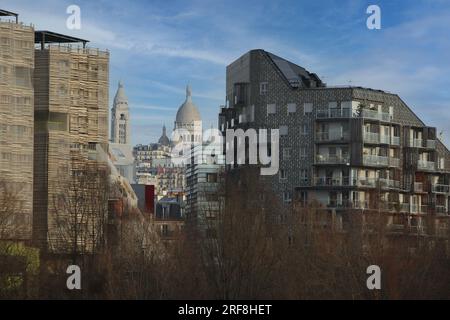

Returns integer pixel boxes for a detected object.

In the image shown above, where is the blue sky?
[4,0,450,146]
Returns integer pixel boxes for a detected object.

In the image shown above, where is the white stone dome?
[175,85,201,124]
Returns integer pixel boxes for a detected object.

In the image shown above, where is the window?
[287,103,297,113]
[300,169,309,185]
[267,104,276,115]
[14,66,31,88]
[300,147,307,158]
[283,148,291,160]
[283,191,292,203]
[207,173,218,183]
[260,82,268,95]
[301,123,310,135]
[279,169,287,181]
[280,125,288,136]
[303,103,313,115]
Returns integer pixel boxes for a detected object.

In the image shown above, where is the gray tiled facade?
[219,49,450,220]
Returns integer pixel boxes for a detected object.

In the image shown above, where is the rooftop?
[35,30,89,48]
[0,9,18,23]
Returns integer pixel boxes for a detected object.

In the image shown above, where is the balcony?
[316,131,350,142]
[363,155,389,167]
[420,205,429,214]
[417,160,435,171]
[315,154,350,165]
[426,140,436,149]
[316,108,351,119]
[432,184,450,194]
[391,136,400,146]
[314,176,350,187]
[410,139,436,149]
[363,132,379,144]
[354,178,377,188]
[389,158,401,167]
[414,182,424,192]
[361,109,391,122]
[379,178,401,189]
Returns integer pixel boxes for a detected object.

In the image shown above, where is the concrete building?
[33,30,109,252]
[0,10,34,240]
[219,49,450,232]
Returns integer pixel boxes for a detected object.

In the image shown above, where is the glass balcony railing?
[363,132,379,143]
[426,140,436,149]
[414,182,424,192]
[418,160,435,171]
[389,158,400,167]
[314,176,350,187]
[432,184,450,194]
[361,109,391,122]
[391,136,400,145]
[379,178,401,189]
[316,108,351,119]
[316,131,350,142]
[363,155,389,166]
[315,155,350,164]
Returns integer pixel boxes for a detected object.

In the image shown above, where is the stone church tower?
[111,81,130,144]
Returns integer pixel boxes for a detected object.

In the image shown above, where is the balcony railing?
[363,155,389,166]
[361,109,391,122]
[420,205,429,214]
[315,155,350,165]
[426,140,436,149]
[391,136,400,146]
[314,176,350,187]
[316,131,350,142]
[389,158,400,167]
[411,139,423,148]
[414,182,424,192]
[379,178,401,189]
[436,205,448,214]
[410,139,436,149]
[354,178,376,188]
[432,184,450,194]
[363,132,379,144]
[316,108,351,119]
[418,160,435,171]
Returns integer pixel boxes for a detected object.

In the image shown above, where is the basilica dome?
[175,85,201,125]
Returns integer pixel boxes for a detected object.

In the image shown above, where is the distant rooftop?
[0,9,18,23]
[35,30,89,49]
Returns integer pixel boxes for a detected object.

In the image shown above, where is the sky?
[3,0,450,146]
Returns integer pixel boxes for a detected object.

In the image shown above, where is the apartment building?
[33,31,109,252]
[219,49,450,232]
[185,144,224,237]
[0,10,34,240]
